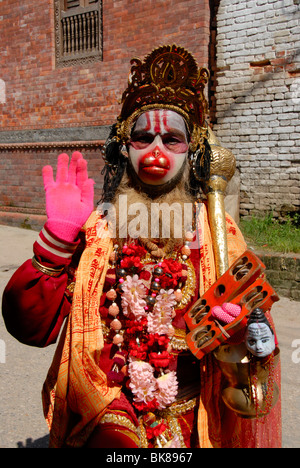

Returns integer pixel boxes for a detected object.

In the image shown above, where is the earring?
[120,144,128,158]
[189,147,203,181]
[189,141,211,182]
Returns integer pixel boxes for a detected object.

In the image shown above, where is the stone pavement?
[0,225,299,448]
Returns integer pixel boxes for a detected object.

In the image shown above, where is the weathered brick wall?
[213,0,300,219]
[0,145,104,209]
[0,143,105,229]
[259,251,300,301]
[0,0,211,132]
[0,0,211,224]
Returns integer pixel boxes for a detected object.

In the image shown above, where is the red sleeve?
[2,260,71,347]
[1,224,83,348]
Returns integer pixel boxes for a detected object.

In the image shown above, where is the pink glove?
[211,302,241,324]
[42,152,94,242]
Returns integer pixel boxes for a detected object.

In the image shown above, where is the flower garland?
[105,236,194,418]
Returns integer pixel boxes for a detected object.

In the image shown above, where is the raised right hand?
[42,152,94,242]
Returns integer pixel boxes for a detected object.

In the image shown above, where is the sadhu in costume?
[2,45,281,448]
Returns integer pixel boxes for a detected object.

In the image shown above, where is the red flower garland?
[133,399,159,412]
[148,350,172,369]
[120,256,143,271]
[129,341,148,360]
[126,318,148,335]
[147,333,170,349]
[107,242,187,413]
[145,421,168,439]
[159,258,186,289]
[122,244,147,257]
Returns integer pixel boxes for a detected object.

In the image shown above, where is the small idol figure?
[245,308,276,358]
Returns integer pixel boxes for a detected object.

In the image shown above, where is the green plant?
[20,217,32,230]
[240,212,300,254]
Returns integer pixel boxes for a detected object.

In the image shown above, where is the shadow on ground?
[16,434,49,448]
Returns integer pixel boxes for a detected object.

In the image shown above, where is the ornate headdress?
[101,45,237,282]
[101,45,211,203]
[115,44,210,152]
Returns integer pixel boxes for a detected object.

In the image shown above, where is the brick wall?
[0,0,212,225]
[213,0,300,219]
[0,0,211,132]
[259,251,300,301]
[0,143,105,229]
[0,145,104,209]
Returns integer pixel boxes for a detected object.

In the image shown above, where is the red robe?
[2,212,282,448]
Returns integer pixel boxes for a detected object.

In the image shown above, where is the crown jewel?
[116,45,210,151]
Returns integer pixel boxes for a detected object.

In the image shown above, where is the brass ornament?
[204,128,237,278]
[209,147,236,188]
[188,126,210,178]
[214,343,280,419]
[32,256,65,277]
[116,44,210,151]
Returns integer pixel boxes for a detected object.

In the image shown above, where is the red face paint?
[138,146,171,180]
[128,110,189,186]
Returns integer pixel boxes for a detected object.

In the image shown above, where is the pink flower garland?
[147,289,176,336]
[156,371,178,409]
[107,242,190,412]
[121,274,147,320]
[128,360,157,405]
[128,359,178,410]
[121,261,180,410]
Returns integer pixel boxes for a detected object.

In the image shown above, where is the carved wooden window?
[54,0,102,67]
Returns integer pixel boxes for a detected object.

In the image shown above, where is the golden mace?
[206,128,236,278]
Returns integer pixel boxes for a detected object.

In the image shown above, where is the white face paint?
[128,110,189,186]
[245,323,276,358]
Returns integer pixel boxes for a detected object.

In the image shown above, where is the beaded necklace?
[104,232,196,416]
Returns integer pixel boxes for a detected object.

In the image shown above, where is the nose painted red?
[139,146,170,179]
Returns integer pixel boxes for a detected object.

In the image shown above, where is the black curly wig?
[100,124,128,204]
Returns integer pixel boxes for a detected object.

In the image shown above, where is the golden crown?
[116,45,210,152]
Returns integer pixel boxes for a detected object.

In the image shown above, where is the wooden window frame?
[54,0,102,68]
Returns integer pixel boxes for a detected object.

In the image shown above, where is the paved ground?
[0,225,299,448]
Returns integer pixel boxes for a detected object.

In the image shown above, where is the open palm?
[43,152,94,242]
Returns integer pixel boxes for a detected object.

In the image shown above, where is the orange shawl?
[42,214,121,448]
[42,205,281,448]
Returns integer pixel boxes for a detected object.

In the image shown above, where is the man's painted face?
[245,323,276,358]
[128,110,189,186]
